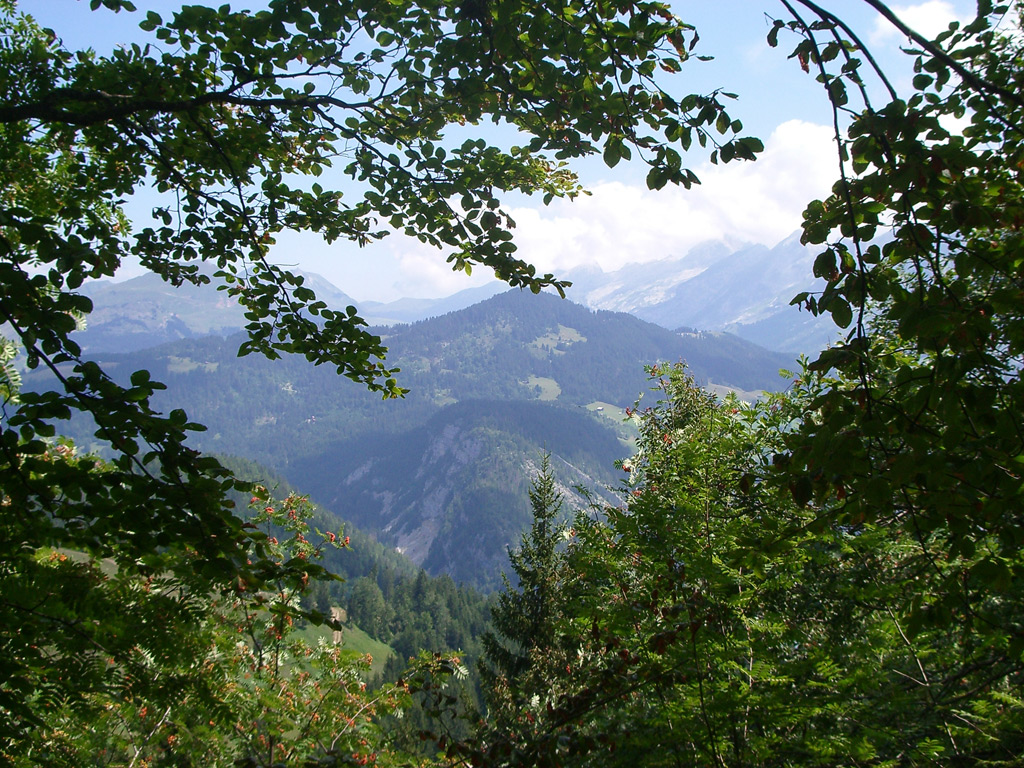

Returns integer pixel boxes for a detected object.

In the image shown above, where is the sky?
[21,0,975,302]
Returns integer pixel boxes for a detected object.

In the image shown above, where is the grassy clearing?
[340,624,395,676]
[585,401,624,420]
[167,356,219,374]
[297,621,395,678]
[529,324,586,355]
[527,375,561,401]
[586,401,637,451]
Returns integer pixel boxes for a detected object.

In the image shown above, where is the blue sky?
[21,0,976,301]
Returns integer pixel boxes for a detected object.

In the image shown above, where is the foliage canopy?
[5,0,1024,764]
[0,0,755,752]
[468,1,1024,765]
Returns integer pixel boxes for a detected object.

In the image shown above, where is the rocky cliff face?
[296,401,624,590]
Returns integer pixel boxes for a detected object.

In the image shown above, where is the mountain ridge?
[34,289,792,588]
[563,232,837,353]
[73,232,837,357]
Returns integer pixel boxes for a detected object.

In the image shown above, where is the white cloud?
[390,242,494,298]
[870,2,966,44]
[281,120,838,301]
[504,119,838,275]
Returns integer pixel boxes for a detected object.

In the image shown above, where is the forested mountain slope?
[383,290,793,402]
[32,290,792,588]
[292,400,626,589]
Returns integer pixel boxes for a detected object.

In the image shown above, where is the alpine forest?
[1,0,1023,766]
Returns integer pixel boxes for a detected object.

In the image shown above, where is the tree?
[473,365,1023,767]
[509,4,1024,760]
[470,369,827,767]
[0,0,758,751]
[4,490,424,767]
[480,454,571,725]
[349,576,392,640]
[488,3,1024,764]
[459,2,1024,765]
[773,0,1024,761]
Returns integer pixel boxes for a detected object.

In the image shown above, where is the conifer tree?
[480,455,570,721]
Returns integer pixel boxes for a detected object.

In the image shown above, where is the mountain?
[292,400,626,590]
[76,271,247,352]
[563,237,742,314]
[378,290,794,405]
[564,233,839,354]
[72,233,836,358]
[65,290,788,468]
[32,290,793,588]
[76,267,357,353]
[75,267,508,354]
[359,282,506,325]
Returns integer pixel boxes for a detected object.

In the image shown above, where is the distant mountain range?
[359,283,507,326]
[561,232,839,353]
[39,290,794,589]
[76,233,839,356]
[77,267,359,353]
[55,233,839,588]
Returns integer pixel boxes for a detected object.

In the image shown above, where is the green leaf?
[603,140,622,168]
[830,298,853,328]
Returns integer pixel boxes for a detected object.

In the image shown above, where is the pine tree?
[480,454,569,721]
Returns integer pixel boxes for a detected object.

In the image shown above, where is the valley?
[40,286,795,590]
[5,1,1019,761]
